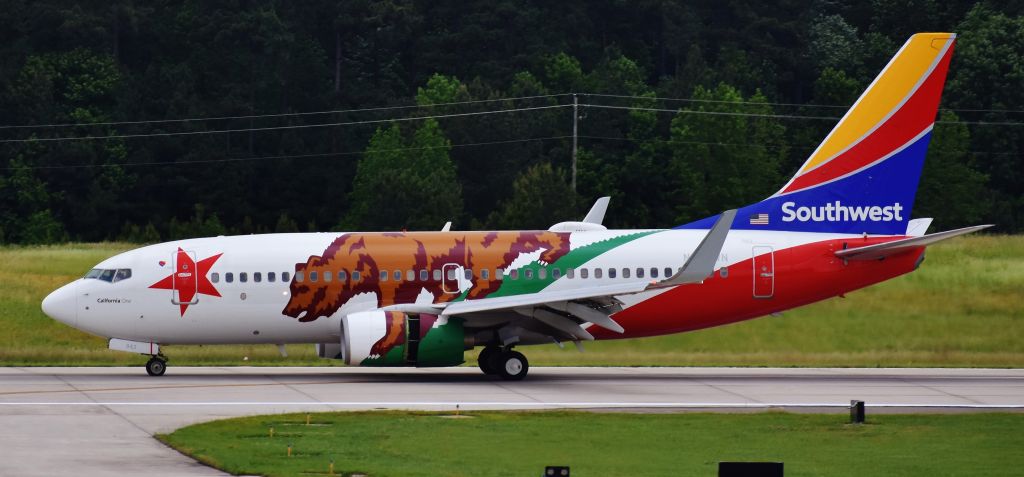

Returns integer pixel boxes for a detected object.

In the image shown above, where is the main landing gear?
[145,355,167,376]
[477,346,529,381]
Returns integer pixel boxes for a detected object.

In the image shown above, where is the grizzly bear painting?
[282,231,571,322]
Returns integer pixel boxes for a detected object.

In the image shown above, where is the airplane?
[42,33,990,380]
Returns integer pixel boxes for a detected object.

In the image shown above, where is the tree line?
[0,1,1021,244]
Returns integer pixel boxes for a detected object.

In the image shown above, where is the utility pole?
[571,93,578,193]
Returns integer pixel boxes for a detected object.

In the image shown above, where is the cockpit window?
[112,269,132,283]
[85,268,133,283]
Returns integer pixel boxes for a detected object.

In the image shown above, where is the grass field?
[158,410,1024,477]
[1,235,1022,367]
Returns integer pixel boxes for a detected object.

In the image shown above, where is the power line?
[585,103,1024,126]
[580,133,1020,156]
[1,135,573,170]
[582,92,1024,116]
[0,104,571,144]
[580,103,842,121]
[0,93,568,130]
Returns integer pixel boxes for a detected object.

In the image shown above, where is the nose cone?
[42,281,78,327]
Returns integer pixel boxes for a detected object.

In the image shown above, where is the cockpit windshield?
[84,268,132,283]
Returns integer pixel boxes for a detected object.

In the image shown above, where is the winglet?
[440,221,452,232]
[583,197,611,224]
[654,209,736,287]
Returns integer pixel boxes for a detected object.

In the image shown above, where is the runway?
[2,366,1023,476]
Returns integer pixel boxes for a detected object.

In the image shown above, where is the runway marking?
[2,401,1023,409]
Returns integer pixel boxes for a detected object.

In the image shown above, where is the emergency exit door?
[752,246,775,299]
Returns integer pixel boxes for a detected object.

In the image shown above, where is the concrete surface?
[2,366,1023,476]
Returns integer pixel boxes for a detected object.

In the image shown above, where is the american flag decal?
[749,213,769,225]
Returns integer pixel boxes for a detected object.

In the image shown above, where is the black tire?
[477,347,500,375]
[496,350,529,381]
[145,357,166,377]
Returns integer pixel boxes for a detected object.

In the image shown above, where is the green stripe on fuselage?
[478,230,658,299]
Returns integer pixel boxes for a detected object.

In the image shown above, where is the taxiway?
[2,366,1022,476]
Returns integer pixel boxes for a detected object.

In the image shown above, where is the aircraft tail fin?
[678,33,957,235]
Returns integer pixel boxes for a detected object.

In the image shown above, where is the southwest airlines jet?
[42,33,989,380]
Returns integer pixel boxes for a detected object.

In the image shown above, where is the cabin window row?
[280,266,681,283]
[210,271,291,284]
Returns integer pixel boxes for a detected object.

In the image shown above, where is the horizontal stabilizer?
[835,224,993,261]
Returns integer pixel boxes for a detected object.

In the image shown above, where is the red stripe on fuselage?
[782,45,954,194]
[596,237,923,339]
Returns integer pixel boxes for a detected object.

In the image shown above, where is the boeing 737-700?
[42,33,989,379]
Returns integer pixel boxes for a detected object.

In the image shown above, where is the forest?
[0,1,1021,244]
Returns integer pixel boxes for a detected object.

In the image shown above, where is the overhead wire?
[0,93,569,130]
[1,135,573,170]
[0,104,571,143]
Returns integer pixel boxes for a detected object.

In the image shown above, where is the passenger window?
[323,271,332,282]
[433,269,442,281]
[282,272,291,282]
[295,271,304,282]
[419,270,428,281]
[113,269,132,282]
[394,270,402,281]
[665,267,673,278]
[211,272,220,283]
[595,268,603,279]
[509,269,519,280]
[338,270,347,281]
[637,268,645,278]
[447,269,457,280]
[380,270,388,281]
[552,268,561,279]
[538,268,547,280]
[580,268,589,279]
[310,271,318,283]
[650,267,658,278]
[608,268,616,279]
[464,269,473,280]
[622,268,630,279]
[352,271,361,281]
[481,269,490,280]
[496,268,504,280]
[238,272,247,283]
[720,266,729,278]
[268,272,276,283]
[407,270,415,281]
[524,269,533,279]
[254,272,262,283]
[567,268,575,279]
[226,272,235,283]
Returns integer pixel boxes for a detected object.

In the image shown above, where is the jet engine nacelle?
[337,310,466,367]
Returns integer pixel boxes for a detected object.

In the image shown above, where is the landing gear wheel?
[496,350,529,381]
[477,347,500,375]
[145,357,166,377]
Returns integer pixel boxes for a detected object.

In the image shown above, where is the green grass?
[158,410,1024,477]
[1,235,1022,367]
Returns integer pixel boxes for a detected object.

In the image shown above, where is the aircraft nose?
[42,281,78,327]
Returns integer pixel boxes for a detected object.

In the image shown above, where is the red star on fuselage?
[149,248,222,316]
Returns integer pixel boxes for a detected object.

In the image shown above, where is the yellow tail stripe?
[799,33,953,174]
